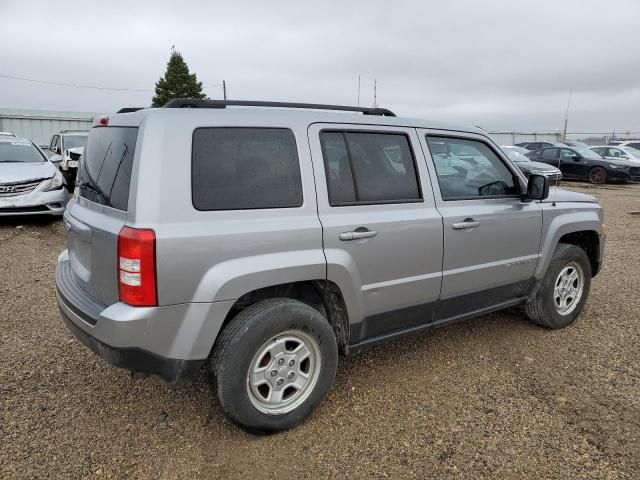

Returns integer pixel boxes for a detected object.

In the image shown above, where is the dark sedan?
[501,147,562,181]
[526,146,638,184]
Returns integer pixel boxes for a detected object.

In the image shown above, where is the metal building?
[0,108,100,146]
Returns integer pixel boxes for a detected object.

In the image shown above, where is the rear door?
[308,124,443,344]
[64,125,138,305]
[419,131,542,320]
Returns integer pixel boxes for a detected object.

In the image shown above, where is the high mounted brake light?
[117,226,157,307]
[93,115,109,127]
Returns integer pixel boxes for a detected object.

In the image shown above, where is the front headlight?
[42,170,63,191]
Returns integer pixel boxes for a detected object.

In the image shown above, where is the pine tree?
[151,49,207,107]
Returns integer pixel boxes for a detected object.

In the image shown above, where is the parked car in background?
[613,140,640,150]
[0,136,68,216]
[527,146,639,184]
[45,130,88,169]
[59,147,83,191]
[589,145,640,163]
[562,140,590,149]
[501,146,562,180]
[501,145,529,155]
[515,141,560,151]
[56,99,604,433]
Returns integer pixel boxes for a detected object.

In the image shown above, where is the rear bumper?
[55,252,234,384]
[59,309,205,384]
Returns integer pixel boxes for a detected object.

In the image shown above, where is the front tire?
[525,243,591,329]
[210,298,338,433]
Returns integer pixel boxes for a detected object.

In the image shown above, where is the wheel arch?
[214,280,351,355]
[536,208,603,281]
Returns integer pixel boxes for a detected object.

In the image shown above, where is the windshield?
[0,140,46,163]
[621,147,640,159]
[503,149,530,163]
[63,134,88,150]
[577,148,602,160]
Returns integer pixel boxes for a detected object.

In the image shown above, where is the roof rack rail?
[163,98,396,117]
[117,107,144,113]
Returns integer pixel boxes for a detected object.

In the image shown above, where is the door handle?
[452,219,480,230]
[339,229,377,241]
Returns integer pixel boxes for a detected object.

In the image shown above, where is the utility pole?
[373,79,377,108]
[357,74,361,107]
[223,80,227,101]
[562,88,572,141]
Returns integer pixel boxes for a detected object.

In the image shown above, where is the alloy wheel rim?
[590,168,606,184]
[553,261,584,315]
[246,330,321,415]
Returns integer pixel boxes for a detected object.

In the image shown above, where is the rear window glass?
[77,127,138,211]
[192,128,302,210]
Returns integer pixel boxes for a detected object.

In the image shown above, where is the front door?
[418,131,543,320]
[308,124,443,344]
[560,148,587,178]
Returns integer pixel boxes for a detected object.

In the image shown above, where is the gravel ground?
[1,182,639,479]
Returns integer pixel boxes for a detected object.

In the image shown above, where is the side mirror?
[526,174,549,200]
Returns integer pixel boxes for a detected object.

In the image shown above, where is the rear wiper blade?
[76,181,106,198]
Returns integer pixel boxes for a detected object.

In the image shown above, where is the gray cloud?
[1,0,639,133]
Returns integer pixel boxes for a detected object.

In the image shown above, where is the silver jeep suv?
[56,99,605,432]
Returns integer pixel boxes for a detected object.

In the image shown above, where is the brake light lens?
[117,226,157,306]
[93,115,109,127]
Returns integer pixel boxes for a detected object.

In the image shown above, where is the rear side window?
[192,128,302,210]
[319,131,421,205]
[77,127,138,211]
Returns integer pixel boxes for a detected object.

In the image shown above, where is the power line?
[0,73,153,92]
[0,73,222,93]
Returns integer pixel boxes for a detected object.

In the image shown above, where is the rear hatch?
[64,125,138,305]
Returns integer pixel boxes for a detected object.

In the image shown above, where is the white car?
[0,136,69,216]
[613,140,640,150]
[589,145,640,164]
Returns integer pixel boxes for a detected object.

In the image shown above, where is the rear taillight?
[93,115,109,127]
[117,226,157,307]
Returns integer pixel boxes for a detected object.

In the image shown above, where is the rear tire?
[210,298,338,433]
[588,167,607,184]
[525,243,591,329]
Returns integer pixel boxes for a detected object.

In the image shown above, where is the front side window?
[608,148,623,157]
[560,148,577,158]
[320,131,421,205]
[426,136,519,200]
[192,128,302,211]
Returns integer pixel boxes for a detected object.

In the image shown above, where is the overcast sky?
[1,0,639,133]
